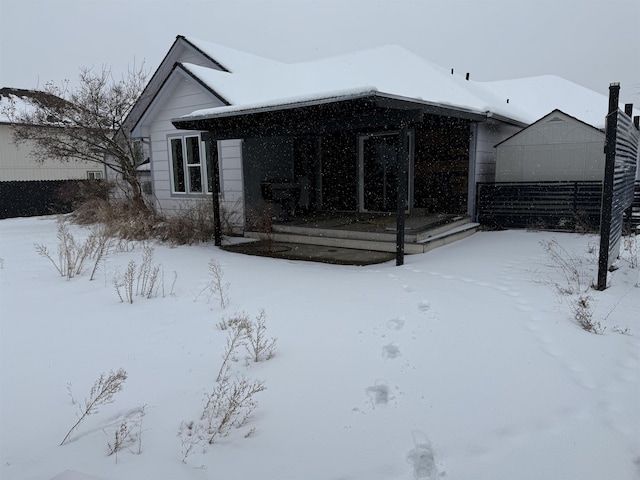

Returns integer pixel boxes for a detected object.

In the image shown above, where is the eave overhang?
[171,91,488,139]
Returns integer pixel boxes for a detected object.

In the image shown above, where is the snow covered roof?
[0,87,68,124]
[176,39,637,128]
[182,36,284,74]
[0,88,38,123]
[479,76,639,130]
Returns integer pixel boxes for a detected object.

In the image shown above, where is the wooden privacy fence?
[476,181,603,231]
[0,180,89,219]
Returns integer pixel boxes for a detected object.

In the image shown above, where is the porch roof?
[171,88,487,139]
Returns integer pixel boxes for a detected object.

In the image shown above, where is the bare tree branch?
[0,64,151,211]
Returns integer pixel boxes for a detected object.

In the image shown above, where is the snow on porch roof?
[177,40,625,128]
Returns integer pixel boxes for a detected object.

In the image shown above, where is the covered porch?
[172,89,486,264]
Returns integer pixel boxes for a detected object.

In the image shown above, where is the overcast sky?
[1,0,639,106]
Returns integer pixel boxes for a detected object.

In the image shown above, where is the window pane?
[189,165,202,193]
[185,136,201,165]
[171,138,185,192]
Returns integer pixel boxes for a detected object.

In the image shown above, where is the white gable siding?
[144,74,244,224]
[495,112,605,182]
[474,120,522,184]
[0,125,99,181]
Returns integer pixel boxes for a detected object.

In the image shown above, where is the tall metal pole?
[596,83,620,290]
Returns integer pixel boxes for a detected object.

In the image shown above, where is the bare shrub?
[35,220,112,280]
[540,238,594,294]
[622,233,638,268]
[107,421,136,463]
[178,420,199,463]
[71,189,242,246]
[155,201,218,246]
[220,199,244,236]
[201,372,265,445]
[106,404,146,463]
[216,313,251,332]
[61,368,128,445]
[113,260,137,304]
[179,320,268,462]
[195,258,230,308]
[569,295,605,334]
[136,247,160,298]
[113,248,161,303]
[216,320,248,382]
[163,269,178,298]
[245,309,277,362]
[88,226,113,281]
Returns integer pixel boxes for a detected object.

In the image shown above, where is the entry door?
[358,132,411,212]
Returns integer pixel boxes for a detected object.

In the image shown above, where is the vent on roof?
[549,116,565,122]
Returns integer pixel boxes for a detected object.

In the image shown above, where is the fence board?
[0,180,89,219]
[476,181,603,231]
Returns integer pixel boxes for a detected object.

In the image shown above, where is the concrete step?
[246,221,480,254]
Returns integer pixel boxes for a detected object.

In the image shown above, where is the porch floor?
[222,212,479,266]
[221,240,396,266]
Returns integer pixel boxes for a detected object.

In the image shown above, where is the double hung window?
[170,134,211,194]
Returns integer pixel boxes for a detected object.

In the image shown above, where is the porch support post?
[202,132,223,247]
[396,124,409,266]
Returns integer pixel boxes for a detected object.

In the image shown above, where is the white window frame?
[168,133,211,195]
[87,171,104,180]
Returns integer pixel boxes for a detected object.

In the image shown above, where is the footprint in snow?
[418,300,430,313]
[366,381,390,406]
[382,343,401,359]
[387,317,406,330]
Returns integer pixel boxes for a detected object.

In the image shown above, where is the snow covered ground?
[1,215,638,480]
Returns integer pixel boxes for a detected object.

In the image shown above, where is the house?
[0,88,105,218]
[495,109,606,182]
[482,100,639,231]
[128,37,524,224]
[126,35,635,260]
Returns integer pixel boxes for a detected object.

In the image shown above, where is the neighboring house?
[480,103,639,231]
[0,88,105,182]
[0,88,106,217]
[495,109,607,182]
[125,35,636,246]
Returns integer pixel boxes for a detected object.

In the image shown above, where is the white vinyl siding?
[495,111,606,182]
[0,125,101,181]
[142,72,245,227]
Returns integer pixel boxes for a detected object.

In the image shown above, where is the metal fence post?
[597,83,620,290]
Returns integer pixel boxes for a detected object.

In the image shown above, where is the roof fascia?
[131,63,230,137]
[125,35,228,134]
[173,90,487,126]
[494,108,604,147]
[178,36,230,73]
